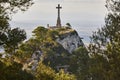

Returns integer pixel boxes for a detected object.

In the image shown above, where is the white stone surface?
[56,31,84,53]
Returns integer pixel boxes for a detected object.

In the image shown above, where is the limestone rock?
[23,50,43,71]
[23,27,84,71]
[56,29,84,53]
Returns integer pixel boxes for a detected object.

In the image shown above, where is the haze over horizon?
[10,0,107,45]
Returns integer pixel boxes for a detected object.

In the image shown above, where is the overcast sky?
[10,0,107,45]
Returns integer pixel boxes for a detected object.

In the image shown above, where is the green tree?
[70,47,89,80]
[0,0,33,45]
[35,62,55,80]
[88,0,120,79]
[4,28,26,55]
[106,0,120,12]
[47,30,59,40]
[66,23,71,27]
[0,1,33,79]
[0,56,34,80]
[32,26,48,41]
[16,38,41,63]
[35,62,76,80]
[55,69,76,80]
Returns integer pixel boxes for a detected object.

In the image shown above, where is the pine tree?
[0,0,33,45]
[88,0,120,79]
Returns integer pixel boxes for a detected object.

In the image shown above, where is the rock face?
[23,50,43,71]
[56,30,84,53]
[23,27,84,71]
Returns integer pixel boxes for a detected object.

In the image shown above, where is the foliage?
[32,26,48,40]
[35,62,55,80]
[0,0,33,46]
[55,69,76,80]
[0,0,33,15]
[66,23,71,27]
[0,57,34,80]
[16,26,69,68]
[69,47,90,80]
[4,28,26,55]
[0,1,77,80]
[0,0,33,59]
[35,62,76,80]
[106,0,120,12]
[88,0,120,80]
[0,0,34,79]
[15,38,38,63]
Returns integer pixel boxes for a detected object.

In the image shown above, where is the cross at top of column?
[56,4,62,28]
[56,4,62,17]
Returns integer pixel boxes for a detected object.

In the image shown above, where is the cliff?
[56,28,84,53]
[22,26,84,71]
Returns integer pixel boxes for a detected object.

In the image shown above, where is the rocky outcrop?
[23,50,43,71]
[23,27,84,71]
[56,29,84,53]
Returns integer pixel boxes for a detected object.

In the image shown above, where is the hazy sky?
[10,0,107,45]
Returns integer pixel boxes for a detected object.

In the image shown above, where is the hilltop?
[17,26,84,72]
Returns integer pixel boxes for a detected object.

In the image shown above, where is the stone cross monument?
[56,4,62,28]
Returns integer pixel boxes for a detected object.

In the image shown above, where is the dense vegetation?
[88,0,120,80]
[0,0,76,79]
[1,0,120,80]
